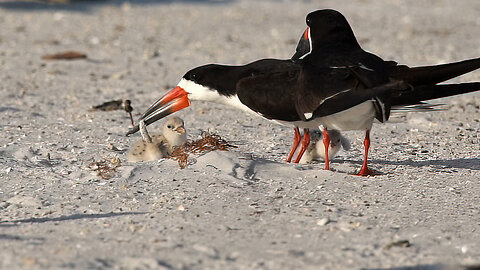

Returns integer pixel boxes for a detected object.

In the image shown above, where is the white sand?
[0,0,479,269]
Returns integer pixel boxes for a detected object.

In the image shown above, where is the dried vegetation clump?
[88,157,121,179]
[170,131,236,168]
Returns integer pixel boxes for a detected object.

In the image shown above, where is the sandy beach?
[0,0,479,269]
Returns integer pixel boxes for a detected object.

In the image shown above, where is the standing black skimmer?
[290,9,480,175]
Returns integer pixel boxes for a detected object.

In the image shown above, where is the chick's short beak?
[175,126,186,134]
[126,86,190,136]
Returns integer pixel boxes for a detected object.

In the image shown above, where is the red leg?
[357,129,374,176]
[323,128,331,170]
[294,128,311,163]
[286,127,301,163]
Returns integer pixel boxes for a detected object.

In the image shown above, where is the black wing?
[236,61,302,122]
[387,57,480,106]
[296,50,396,122]
[388,57,480,86]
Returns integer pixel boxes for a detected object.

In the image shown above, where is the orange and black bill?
[126,86,190,136]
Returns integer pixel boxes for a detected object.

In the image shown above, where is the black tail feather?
[392,82,480,106]
[389,58,480,85]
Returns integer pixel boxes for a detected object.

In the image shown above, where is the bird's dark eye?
[306,17,311,25]
[191,74,197,80]
[167,125,173,129]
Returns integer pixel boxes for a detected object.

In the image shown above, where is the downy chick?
[127,116,187,162]
[299,129,350,164]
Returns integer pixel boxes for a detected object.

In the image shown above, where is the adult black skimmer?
[290,9,480,175]
[126,58,321,163]
[127,116,187,162]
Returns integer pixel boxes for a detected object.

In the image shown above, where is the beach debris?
[170,131,236,169]
[384,240,411,250]
[124,99,134,127]
[89,99,135,127]
[42,50,87,60]
[106,143,123,152]
[89,99,124,111]
[316,217,331,226]
[88,157,121,179]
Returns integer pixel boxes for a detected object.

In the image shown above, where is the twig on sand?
[42,51,87,60]
[124,100,134,128]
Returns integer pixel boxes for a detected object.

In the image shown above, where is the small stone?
[22,257,37,266]
[107,143,121,152]
[193,244,219,258]
[128,224,145,233]
[317,218,330,226]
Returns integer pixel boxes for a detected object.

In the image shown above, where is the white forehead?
[177,78,219,101]
[176,78,253,113]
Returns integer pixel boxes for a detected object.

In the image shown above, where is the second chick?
[299,129,350,164]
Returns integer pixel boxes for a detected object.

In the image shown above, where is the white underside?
[277,101,376,131]
[318,100,376,131]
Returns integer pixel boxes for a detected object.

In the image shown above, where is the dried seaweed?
[42,51,87,60]
[88,157,121,179]
[89,99,124,111]
[90,99,135,127]
[170,131,236,169]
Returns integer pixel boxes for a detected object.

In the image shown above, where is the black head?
[183,64,215,85]
[182,64,239,97]
[292,9,359,60]
[306,9,359,48]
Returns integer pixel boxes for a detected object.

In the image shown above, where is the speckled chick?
[299,129,350,164]
[127,117,187,162]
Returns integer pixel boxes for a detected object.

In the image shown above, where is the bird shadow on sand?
[238,156,280,182]
[0,0,235,12]
[0,211,147,227]
[362,264,480,270]
[0,106,21,113]
[0,233,46,244]
[193,151,282,184]
[338,158,480,171]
